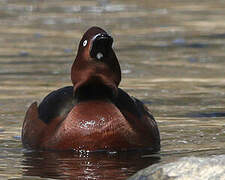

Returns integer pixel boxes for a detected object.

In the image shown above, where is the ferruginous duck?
[22,26,160,151]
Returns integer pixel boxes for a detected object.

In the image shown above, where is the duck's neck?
[74,83,116,103]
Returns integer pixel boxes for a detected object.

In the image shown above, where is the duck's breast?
[41,100,138,151]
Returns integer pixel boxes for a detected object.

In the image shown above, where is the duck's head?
[71,27,121,101]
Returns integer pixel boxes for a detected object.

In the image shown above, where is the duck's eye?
[83,40,88,47]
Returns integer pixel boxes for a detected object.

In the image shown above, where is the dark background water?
[0,0,225,179]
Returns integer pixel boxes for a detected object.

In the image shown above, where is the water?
[0,0,225,179]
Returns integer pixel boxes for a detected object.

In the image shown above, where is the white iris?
[83,40,88,47]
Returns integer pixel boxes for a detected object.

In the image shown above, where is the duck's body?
[22,27,160,151]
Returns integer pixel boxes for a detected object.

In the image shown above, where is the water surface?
[0,0,225,179]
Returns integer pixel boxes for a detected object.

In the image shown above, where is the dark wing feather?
[38,86,74,124]
[114,88,160,150]
[132,97,160,145]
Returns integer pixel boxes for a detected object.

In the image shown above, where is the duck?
[22,26,160,152]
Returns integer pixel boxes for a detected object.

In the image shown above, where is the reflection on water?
[22,150,159,179]
[0,0,225,179]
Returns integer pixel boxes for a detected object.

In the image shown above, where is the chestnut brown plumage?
[22,26,160,151]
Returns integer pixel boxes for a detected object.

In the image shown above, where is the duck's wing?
[114,88,160,150]
[132,97,160,145]
[22,102,46,149]
[22,86,74,149]
[38,86,74,124]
